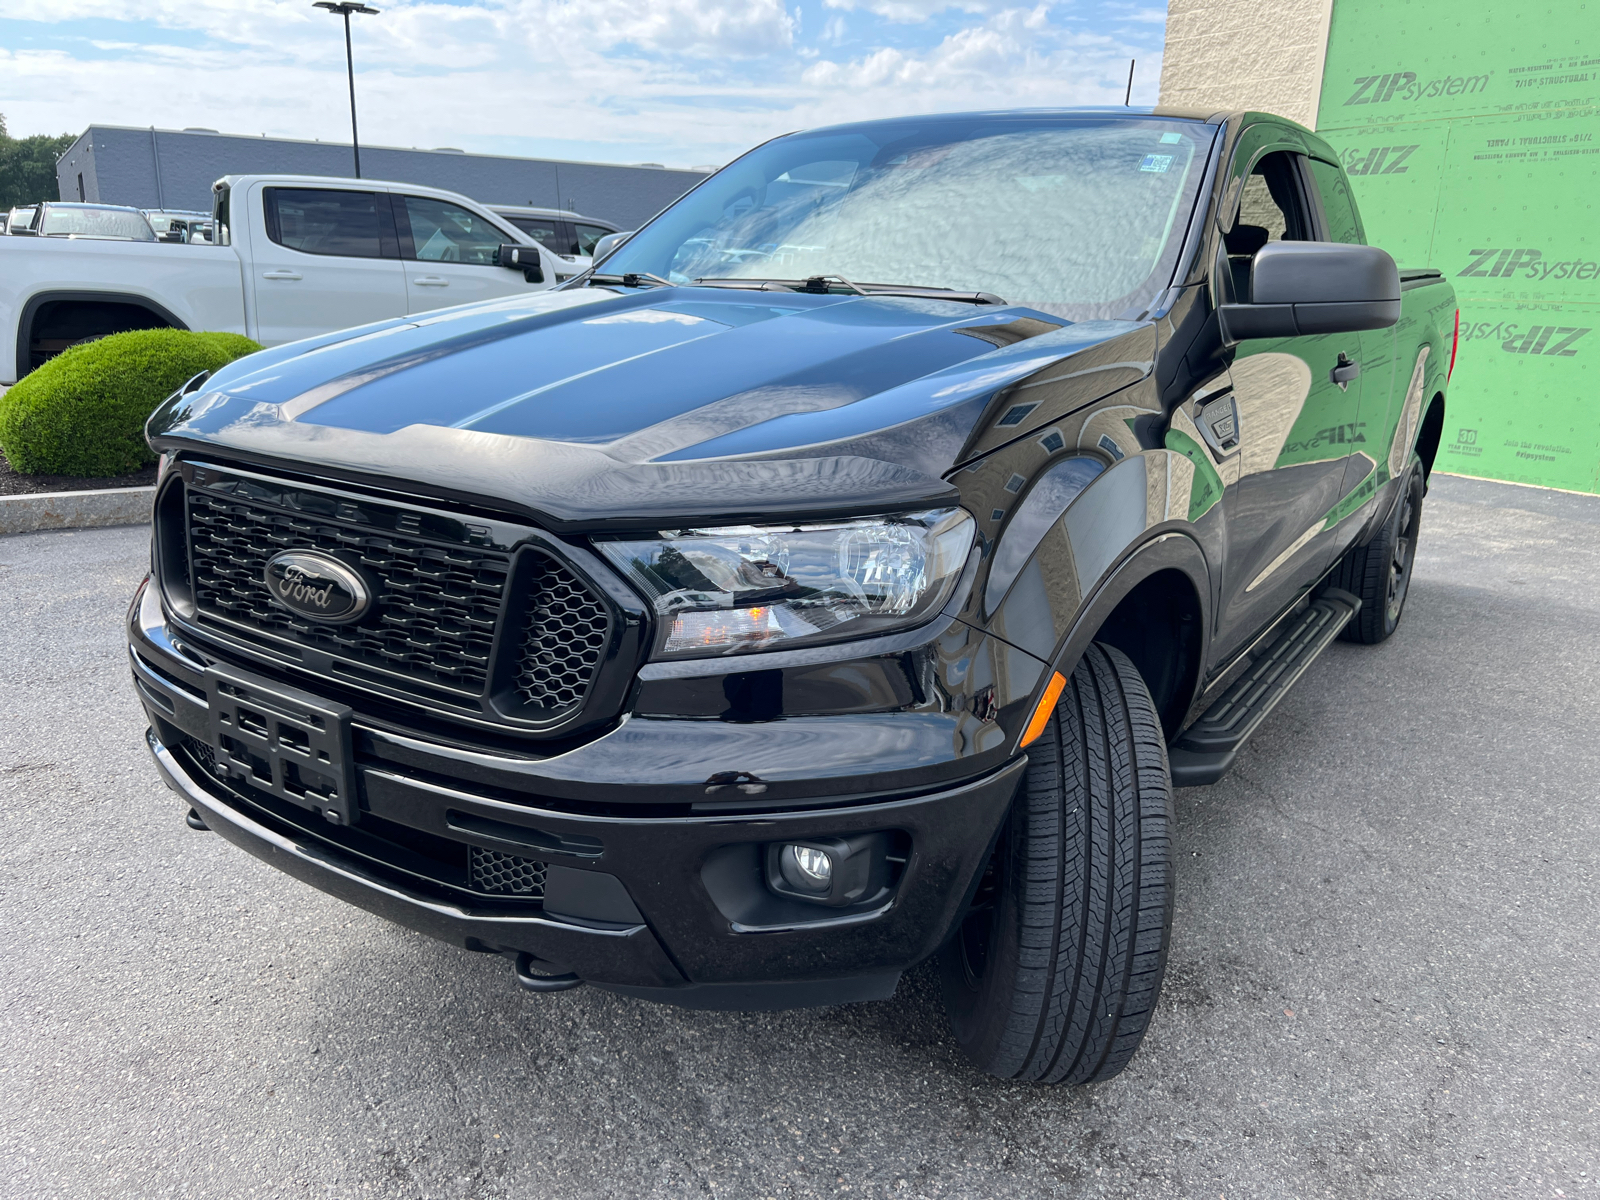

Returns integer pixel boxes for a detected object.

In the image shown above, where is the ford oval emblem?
[263,551,372,624]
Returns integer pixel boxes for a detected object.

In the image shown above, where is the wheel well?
[1416,392,1446,481]
[1091,568,1203,741]
[19,293,184,377]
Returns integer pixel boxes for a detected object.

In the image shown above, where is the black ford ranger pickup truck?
[130,108,1457,1085]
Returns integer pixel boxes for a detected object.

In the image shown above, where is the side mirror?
[591,230,633,266]
[1219,241,1400,343]
[497,243,545,284]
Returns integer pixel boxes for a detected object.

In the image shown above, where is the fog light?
[765,833,894,907]
[780,844,834,891]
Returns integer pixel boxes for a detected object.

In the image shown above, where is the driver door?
[392,193,552,314]
[251,185,407,346]
[1210,133,1369,662]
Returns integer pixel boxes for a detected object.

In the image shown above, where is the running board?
[1168,588,1361,787]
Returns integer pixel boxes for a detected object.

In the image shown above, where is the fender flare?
[13,289,189,380]
[1021,531,1212,747]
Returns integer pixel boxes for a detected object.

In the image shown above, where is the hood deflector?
[150,409,958,534]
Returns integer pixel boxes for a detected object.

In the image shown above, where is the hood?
[152,286,1150,531]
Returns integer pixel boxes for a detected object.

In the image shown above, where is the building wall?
[54,126,709,229]
[1157,0,1335,126]
[1314,0,1599,495]
[1160,0,1599,495]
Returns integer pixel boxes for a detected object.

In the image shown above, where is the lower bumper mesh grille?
[469,847,548,898]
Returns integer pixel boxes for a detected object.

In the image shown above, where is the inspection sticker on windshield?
[1160,132,1184,144]
[1139,154,1174,173]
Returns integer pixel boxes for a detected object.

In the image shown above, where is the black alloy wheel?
[939,642,1175,1085]
[1333,453,1426,644]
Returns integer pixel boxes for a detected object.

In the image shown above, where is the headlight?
[598,507,975,659]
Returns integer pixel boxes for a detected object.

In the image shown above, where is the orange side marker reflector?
[1020,672,1067,748]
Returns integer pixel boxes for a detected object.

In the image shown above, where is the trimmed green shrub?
[0,329,261,476]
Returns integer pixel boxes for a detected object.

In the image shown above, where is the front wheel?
[1333,455,1425,644]
[939,642,1174,1085]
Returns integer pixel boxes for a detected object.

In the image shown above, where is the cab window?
[573,222,614,256]
[507,216,565,253]
[397,196,505,265]
[263,188,392,258]
[1224,150,1314,302]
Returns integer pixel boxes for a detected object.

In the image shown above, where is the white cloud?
[821,0,991,23]
[0,0,794,60]
[0,0,1167,166]
[799,5,1157,121]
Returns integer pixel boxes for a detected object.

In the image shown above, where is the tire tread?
[942,642,1174,1086]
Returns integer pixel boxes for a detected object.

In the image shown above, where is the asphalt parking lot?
[2,473,1596,1200]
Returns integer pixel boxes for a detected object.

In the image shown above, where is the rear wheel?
[1333,455,1425,644]
[939,642,1174,1085]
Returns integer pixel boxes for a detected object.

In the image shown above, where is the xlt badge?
[263,551,372,624]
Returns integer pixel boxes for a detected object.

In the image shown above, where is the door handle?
[261,269,302,281]
[413,276,449,287]
[1330,352,1360,390]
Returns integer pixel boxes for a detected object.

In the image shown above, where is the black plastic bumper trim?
[147,729,685,989]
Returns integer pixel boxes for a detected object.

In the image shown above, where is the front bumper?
[132,583,1025,1010]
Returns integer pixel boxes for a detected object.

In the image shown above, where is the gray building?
[55,125,712,229]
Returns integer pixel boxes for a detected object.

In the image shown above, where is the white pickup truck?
[0,174,558,385]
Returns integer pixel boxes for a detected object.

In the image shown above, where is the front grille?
[173,468,615,721]
[470,847,548,897]
[516,558,612,710]
[188,488,506,695]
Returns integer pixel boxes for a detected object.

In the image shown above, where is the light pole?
[313,2,380,178]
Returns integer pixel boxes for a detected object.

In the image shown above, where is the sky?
[0,1,1168,169]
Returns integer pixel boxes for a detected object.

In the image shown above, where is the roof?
[489,204,617,228]
[213,174,511,207]
[42,201,147,213]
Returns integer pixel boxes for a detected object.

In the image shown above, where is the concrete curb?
[0,486,154,536]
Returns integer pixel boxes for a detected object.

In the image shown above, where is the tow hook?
[185,808,211,831]
[513,951,585,993]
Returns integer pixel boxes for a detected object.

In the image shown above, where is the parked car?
[13,202,157,242]
[131,108,1454,1085]
[490,205,618,278]
[0,212,7,234]
[4,205,38,235]
[145,209,215,244]
[0,175,557,382]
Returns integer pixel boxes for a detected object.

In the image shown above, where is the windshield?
[600,115,1214,319]
[40,206,156,241]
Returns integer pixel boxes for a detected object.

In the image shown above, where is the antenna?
[1125,59,1136,106]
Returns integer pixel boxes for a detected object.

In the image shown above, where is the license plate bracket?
[203,665,357,826]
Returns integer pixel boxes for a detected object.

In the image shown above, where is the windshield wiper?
[589,271,674,288]
[804,273,866,295]
[691,276,1006,305]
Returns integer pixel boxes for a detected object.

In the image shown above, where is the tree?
[0,114,78,211]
